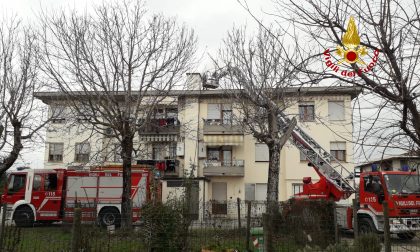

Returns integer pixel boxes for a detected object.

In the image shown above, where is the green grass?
[2,225,146,252]
[1,225,311,252]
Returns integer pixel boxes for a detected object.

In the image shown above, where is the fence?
[0,200,419,251]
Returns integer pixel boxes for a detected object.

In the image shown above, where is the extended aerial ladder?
[205,68,355,201]
[277,110,355,201]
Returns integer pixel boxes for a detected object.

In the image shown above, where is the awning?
[203,135,244,146]
[140,134,178,142]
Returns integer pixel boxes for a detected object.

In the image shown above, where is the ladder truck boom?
[205,67,355,201]
[277,110,355,201]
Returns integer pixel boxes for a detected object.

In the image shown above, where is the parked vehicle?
[276,110,420,240]
[1,166,151,227]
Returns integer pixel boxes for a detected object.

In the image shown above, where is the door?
[33,173,62,220]
[212,182,227,214]
[360,175,383,213]
[223,150,232,166]
[188,181,200,220]
[4,174,27,204]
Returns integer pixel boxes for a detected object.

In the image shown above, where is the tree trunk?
[267,144,280,212]
[120,133,134,230]
[264,110,282,252]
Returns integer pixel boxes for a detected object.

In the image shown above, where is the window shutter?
[245,184,255,201]
[255,143,269,162]
[330,142,346,150]
[207,104,221,119]
[328,101,345,120]
[255,183,267,201]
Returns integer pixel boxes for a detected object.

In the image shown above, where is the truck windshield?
[384,174,420,194]
[7,174,26,194]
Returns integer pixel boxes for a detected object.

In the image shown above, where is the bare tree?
[213,25,301,251]
[0,17,47,176]
[268,0,420,160]
[40,1,196,229]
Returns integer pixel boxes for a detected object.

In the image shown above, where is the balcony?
[136,159,179,177]
[139,118,180,134]
[203,119,243,135]
[203,160,244,177]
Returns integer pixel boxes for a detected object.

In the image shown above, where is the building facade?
[35,74,361,219]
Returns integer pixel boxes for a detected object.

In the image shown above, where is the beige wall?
[43,90,355,203]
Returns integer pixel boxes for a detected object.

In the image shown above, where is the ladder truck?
[206,68,419,239]
[1,166,151,227]
[277,109,420,240]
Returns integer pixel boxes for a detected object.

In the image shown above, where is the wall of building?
[41,86,356,206]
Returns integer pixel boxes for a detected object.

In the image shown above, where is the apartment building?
[35,73,361,219]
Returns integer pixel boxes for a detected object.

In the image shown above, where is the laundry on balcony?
[136,159,178,173]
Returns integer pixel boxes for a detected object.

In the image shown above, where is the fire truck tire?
[397,232,416,240]
[13,206,34,227]
[99,207,121,228]
[358,218,377,234]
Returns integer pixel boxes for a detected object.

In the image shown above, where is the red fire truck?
[276,110,420,240]
[1,166,151,227]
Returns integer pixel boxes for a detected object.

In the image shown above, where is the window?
[49,143,64,162]
[169,143,177,159]
[207,103,233,125]
[330,142,346,161]
[152,144,165,160]
[207,148,220,161]
[255,184,267,201]
[75,142,90,162]
[299,103,315,121]
[33,175,42,191]
[207,104,221,120]
[292,183,303,195]
[222,104,232,125]
[7,174,26,194]
[328,101,345,121]
[51,106,66,124]
[44,174,58,191]
[151,143,176,160]
[255,143,269,162]
[245,184,255,201]
[245,183,267,201]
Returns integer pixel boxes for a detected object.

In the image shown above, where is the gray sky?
[1,0,272,168]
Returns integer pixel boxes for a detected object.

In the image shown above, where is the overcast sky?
[1,0,273,168]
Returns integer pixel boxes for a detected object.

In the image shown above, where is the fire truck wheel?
[358,218,376,234]
[99,208,121,228]
[13,206,34,227]
[397,232,416,240]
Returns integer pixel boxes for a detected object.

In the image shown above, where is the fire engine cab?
[1,166,150,227]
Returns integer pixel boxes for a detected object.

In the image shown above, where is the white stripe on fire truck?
[37,197,61,211]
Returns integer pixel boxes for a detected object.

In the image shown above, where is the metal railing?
[203,159,244,167]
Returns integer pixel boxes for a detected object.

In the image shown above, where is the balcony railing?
[203,160,244,177]
[203,119,243,134]
[203,160,244,167]
[139,118,180,134]
[136,159,179,176]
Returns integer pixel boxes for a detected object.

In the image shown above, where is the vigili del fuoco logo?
[323,16,380,77]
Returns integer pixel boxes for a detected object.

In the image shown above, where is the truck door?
[4,173,27,203]
[360,175,384,213]
[31,173,61,220]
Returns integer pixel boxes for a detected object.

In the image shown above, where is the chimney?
[186,73,203,90]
